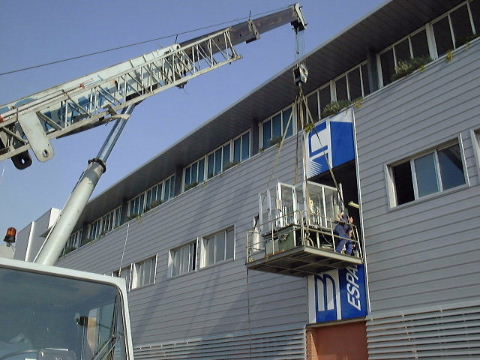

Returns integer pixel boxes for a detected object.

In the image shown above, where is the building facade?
[19,0,480,358]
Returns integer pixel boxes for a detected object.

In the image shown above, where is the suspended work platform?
[246,181,363,277]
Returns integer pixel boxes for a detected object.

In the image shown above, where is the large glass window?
[411,29,430,58]
[414,153,439,197]
[87,218,102,242]
[314,62,369,118]
[450,4,474,47]
[390,142,466,206]
[318,85,331,114]
[432,2,477,57]
[128,193,145,218]
[63,229,83,255]
[347,67,363,101]
[261,106,295,149]
[433,16,455,57]
[307,92,319,121]
[395,38,411,63]
[335,76,348,101]
[164,175,176,201]
[132,256,156,289]
[184,131,251,190]
[86,206,122,243]
[380,49,395,86]
[169,241,197,277]
[378,26,430,86]
[471,0,480,34]
[233,131,251,164]
[207,153,215,179]
[361,64,370,96]
[127,175,175,218]
[201,227,235,268]
[146,183,163,210]
[378,1,478,87]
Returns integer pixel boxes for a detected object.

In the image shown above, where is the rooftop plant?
[392,56,431,81]
[321,100,352,118]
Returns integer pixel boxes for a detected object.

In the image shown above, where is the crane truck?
[0,5,306,360]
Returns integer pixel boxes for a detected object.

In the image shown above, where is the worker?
[334,212,354,255]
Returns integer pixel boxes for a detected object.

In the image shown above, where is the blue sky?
[0,0,385,235]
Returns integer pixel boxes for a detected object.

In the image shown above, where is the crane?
[0,4,305,169]
[0,5,306,360]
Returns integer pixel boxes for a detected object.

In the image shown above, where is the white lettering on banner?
[346,266,361,311]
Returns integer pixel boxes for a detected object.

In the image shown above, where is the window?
[261,106,294,149]
[471,0,480,35]
[206,147,225,179]
[307,92,319,121]
[432,16,455,57]
[132,256,156,289]
[335,75,348,101]
[377,1,479,87]
[87,218,102,242]
[233,131,250,163]
[432,2,476,57]
[127,175,175,218]
[201,227,235,268]
[390,142,466,206]
[169,241,197,277]
[128,193,145,218]
[318,85,331,114]
[314,62,369,117]
[101,207,122,233]
[164,175,176,201]
[63,229,83,255]
[113,266,132,291]
[379,27,430,86]
[183,131,251,190]
[146,183,162,210]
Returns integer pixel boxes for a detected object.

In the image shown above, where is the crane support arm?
[0,4,306,168]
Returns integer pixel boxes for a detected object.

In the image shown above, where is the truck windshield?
[0,267,127,360]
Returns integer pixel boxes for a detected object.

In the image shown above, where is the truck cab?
[0,257,133,360]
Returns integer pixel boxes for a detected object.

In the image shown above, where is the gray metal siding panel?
[134,326,305,359]
[58,136,308,348]
[356,41,480,313]
[367,300,480,359]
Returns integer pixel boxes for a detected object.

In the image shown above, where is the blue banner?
[306,108,355,178]
[313,264,368,322]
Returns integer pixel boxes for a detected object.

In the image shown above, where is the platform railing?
[247,209,362,263]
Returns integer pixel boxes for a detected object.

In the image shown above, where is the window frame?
[127,174,175,218]
[307,61,369,120]
[200,226,235,269]
[86,204,123,243]
[377,25,431,87]
[471,129,480,180]
[387,138,468,207]
[168,240,198,278]
[182,130,252,192]
[430,1,477,55]
[377,0,478,87]
[259,105,296,149]
[131,255,157,290]
[62,229,83,255]
[331,61,369,103]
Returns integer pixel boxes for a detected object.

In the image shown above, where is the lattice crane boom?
[0,4,306,169]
